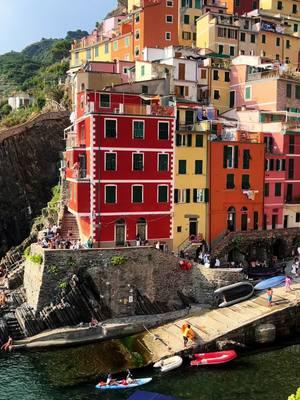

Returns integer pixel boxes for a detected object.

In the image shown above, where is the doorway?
[272,214,278,229]
[241,207,248,231]
[136,218,147,241]
[189,218,198,238]
[284,215,288,229]
[227,207,236,231]
[115,219,126,246]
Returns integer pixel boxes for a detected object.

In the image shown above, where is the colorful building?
[230,56,300,112]
[226,0,259,15]
[173,102,210,251]
[64,89,175,248]
[208,128,265,246]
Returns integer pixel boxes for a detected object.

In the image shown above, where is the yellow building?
[179,1,203,46]
[70,41,112,68]
[283,205,300,228]
[260,0,300,19]
[173,104,209,251]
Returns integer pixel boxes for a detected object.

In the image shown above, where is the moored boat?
[96,377,152,390]
[190,350,237,366]
[254,275,285,291]
[153,356,183,372]
[214,282,254,307]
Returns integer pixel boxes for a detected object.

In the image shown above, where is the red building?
[208,130,265,247]
[65,90,175,247]
[227,0,259,15]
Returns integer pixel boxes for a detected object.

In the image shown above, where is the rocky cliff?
[0,112,69,258]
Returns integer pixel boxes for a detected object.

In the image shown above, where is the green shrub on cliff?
[24,246,43,264]
[110,256,127,266]
[288,388,300,400]
[47,185,61,211]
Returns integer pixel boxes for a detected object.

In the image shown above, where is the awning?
[127,391,179,400]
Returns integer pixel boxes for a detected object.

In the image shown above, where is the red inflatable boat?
[190,350,237,366]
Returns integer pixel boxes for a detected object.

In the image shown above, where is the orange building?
[208,130,265,247]
[113,0,179,61]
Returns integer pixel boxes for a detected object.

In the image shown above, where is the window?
[135,30,140,40]
[105,153,116,171]
[226,174,235,189]
[240,32,245,42]
[225,71,230,82]
[286,183,293,202]
[235,0,240,5]
[250,34,256,43]
[177,226,182,233]
[132,185,143,203]
[224,145,238,168]
[292,4,297,13]
[296,86,300,100]
[286,40,290,49]
[125,37,130,48]
[105,186,116,203]
[242,174,250,189]
[276,159,285,171]
[245,86,251,100]
[184,15,190,24]
[182,31,191,40]
[104,43,109,54]
[244,20,249,29]
[195,0,201,8]
[230,91,235,108]
[165,32,171,40]
[195,135,203,147]
[288,159,294,179]
[158,122,169,139]
[277,1,282,10]
[133,153,144,171]
[86,49,91,59]
[294,24,298,33]
[105,119,117,138]
[230,46,235,56]
[218,45,224,54]
[100,93,110,108]
[213,70,219,81]
[214,90,220,100]
[264,183,269,197]
[195,160,203,174]
[113,41,118,50]
[286,83,292,98]
[95,46,99,57]
[158,185,168,202]
[193,189,205,203]
[135,13,140,23]
[133,120,144,139]
[140,65,145,77]
[276,54,280,61]
[200,69,207,79]
[178,160,186,174]
[135,47,140,56]
[289,135,295,153]
[276,37,280,47]
[167,0,173,6]
[218,28,226,38]
[243,149,251,169]
[262,34,266,44]
[296,213,300,223]
[158,154,169,171]
[275,182,281,197]
[142,85,148,94]
[166,15,173,23]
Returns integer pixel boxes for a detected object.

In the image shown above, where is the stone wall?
[0,111,69,258]
[24,245,244,316]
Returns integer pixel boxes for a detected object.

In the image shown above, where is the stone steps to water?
[60,212,80,240]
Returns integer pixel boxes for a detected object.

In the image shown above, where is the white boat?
[153,356,183,372]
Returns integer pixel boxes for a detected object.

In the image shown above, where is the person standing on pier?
[285,276,292,292]
[267,288,273,307]
[181,323,195,347]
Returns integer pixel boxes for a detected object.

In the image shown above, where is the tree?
[288,388,300,400]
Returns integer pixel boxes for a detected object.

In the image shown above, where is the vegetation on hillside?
[288,388,300,400]
[0,30,88,127]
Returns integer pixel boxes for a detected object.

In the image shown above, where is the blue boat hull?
[254,276,285,291]
[96,378,152,390]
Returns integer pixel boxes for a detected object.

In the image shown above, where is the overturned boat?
[214,282,254,308]
[153,356,183,373]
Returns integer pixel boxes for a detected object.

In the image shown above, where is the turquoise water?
[1,345,299,400]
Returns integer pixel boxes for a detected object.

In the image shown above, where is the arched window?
[241,207,248,231]
[227,207,236,232]
[115,219,125,246]
[136,218,147,241]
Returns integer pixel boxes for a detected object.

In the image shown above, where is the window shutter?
[186,189,190,203]
[176,134,181,146]
[234,145,239,168]
[204,188,209,203]
[187,134,192,147]
[193,189,197,203]
[174,189,179,203]
[282,159,286,170]
[223,145,228,168]
[270,159,274,170]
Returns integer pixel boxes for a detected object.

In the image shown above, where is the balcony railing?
[89,101,175,117]
[177,121,211,132]
[65,133,85,149]
[248,69,300,82]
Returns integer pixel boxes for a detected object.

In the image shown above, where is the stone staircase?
[59,211,80,241]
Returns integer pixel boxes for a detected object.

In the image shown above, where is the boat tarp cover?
[127,391,179,400]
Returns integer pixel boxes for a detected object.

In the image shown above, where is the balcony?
[65,133,85,149]
[247,69,300,82]
[177,120,211,132]
[96,102,175,117]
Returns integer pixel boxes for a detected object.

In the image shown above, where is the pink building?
[84,60,134,82]
[230,57,300,112]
